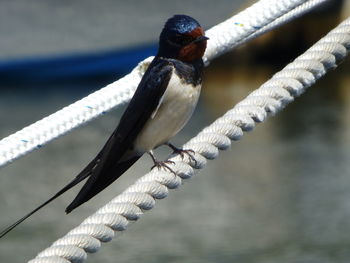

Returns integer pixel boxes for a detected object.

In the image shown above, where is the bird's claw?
[151,160,176,175]
[171,147,197,167]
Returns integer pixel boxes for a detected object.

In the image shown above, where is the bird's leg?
[165,143,197,166]
[148,150,176,175]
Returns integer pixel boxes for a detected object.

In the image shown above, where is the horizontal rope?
[0,0,327,168]
[28,15,350,263]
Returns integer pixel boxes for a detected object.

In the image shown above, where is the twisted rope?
[236,0,331,46]
[29,16,350,263]
[0,0,327,168]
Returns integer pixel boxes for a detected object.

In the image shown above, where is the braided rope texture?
[0,0,317,168]
[28,17,350,263]
[236,0,331,46]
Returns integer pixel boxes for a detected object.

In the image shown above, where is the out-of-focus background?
[1,1,350,262]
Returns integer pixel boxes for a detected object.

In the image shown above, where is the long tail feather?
[0,167,92,239]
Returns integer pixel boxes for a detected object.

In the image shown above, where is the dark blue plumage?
[162,15,201,35]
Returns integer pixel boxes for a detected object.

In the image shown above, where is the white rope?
[0,0,327,168]
[236,0,330,46]
[28,16,350,263]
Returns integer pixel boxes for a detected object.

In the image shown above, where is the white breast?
[133,70,201,153]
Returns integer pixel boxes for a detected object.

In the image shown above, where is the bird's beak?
[193,35,209,43]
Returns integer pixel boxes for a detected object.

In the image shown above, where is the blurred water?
[1,56,350,263]
[0,0,245,60]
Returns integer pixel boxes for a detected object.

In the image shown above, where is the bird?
[0,14,208,238]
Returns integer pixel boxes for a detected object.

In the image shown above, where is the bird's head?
[157,15,208,63]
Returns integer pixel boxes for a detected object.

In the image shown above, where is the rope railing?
[0,0,329,168]
[28,14,350,263]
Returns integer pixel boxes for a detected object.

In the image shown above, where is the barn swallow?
[0,14,208,238]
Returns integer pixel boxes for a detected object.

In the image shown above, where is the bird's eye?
[170,34,193,46]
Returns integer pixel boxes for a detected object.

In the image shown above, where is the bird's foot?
[151,160,176,175]
[148,151,177,175]
[166,143,197,166]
